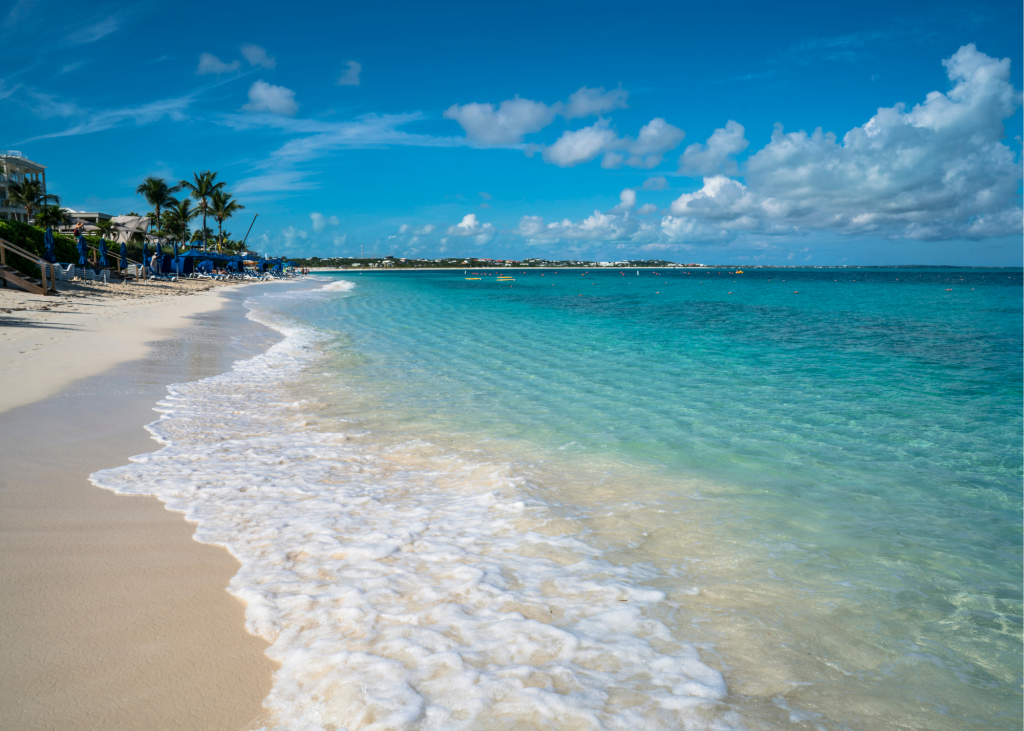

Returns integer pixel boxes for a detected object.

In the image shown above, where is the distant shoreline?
[305,264,1020,272]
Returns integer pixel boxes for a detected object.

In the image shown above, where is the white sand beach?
[0,280,280,730]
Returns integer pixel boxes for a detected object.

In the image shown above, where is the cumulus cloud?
[561,86,629,119]
[444,86,635,148]
[196,53,240,75]
[444,97,557,146]
[609,188,636,213]
[397,223,435,235]
[679,120,749,176]
[242,80,298,116]
[446,214,495,244]
[310,212,339,231]
[542,117,684,168]
[542,119,620,166]
[637,203,659,215]
[517,210,647,244]
[668,45,1023,240]
[613,117,686,169]
[337,60,362,86]
[241,44,276,69]
[642,176,669,191]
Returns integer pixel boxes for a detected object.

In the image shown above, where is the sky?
[1,0,1021,265]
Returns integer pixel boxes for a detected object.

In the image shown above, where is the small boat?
[466,277,481,280]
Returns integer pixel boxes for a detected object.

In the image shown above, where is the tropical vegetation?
[135,177,181,240]
[178,171,225,251]
[2,179,59,221]
[209,190,245,253]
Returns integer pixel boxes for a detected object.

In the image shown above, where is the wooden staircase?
[0,236,58,296]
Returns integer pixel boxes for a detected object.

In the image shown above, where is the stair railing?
[0,236,57,294]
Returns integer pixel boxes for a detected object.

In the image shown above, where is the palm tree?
[36,204,69,230]
[163,198,198,252]
[209,190,245,253]
[2,179,59,222]
[135,177,181,238]
[95,219,116,241]
[178,171,225,251]
[190,226,215,246]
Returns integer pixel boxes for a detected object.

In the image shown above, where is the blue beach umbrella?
[76,234,87,266]
[141,241,148,273]
[43,227,55,263]
[119,242,128,270]
[98,240,109,268]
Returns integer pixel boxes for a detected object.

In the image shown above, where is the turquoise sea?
[95,266,1022,730]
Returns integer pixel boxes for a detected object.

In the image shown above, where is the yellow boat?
[466,277,481,280]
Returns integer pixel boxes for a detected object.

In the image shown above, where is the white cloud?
[281,225,309,249]
[542,117,684,169]
[679,120,749,176]
[516,211,646,244]
[242,80,298,116]
[542,119,620,166]
[395,223,435,237]
[637,203,659,215]
[617,117,686,169]
[642,176,669,191]
[443,86,633,148]
[310,212,339,231]
[562,86,629,119]
[479,191,492,200]
[444,97,557,146]
[609,188,636,213]
[23,93,193,141]
[337,60,362,86]
[667,45,1023,241]
[446,214,495,244]
[73,14,120,45]
[241,44,276,69]
[196,53,240,75]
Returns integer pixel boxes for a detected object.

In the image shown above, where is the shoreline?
[0,283,287,730]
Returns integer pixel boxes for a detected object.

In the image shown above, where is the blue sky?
[2,0,1021,264]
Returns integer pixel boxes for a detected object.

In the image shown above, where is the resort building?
[0,149,47,222]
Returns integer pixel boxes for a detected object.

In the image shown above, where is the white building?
[0,150,47,223]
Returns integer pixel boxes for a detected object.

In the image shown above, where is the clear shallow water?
[93,268,1022,730]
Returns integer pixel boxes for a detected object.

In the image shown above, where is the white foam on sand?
[91,279,741,731]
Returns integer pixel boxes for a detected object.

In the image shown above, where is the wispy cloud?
[71,13,121,45]
[22,94,194,142]
[58,60,87,75]
[336,60,361,86]
[223,112,465,194]
[3,0,37,29]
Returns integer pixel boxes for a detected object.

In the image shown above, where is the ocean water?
[92,267,1023,730]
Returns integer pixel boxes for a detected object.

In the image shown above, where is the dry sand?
[0,277,246,415]
[0,280,286,730]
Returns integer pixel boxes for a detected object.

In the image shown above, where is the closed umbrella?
[119,242,128,271]
[76,234,87,266]
[98,240,109,268]
[43,227,55,263]
[141,241,148,275]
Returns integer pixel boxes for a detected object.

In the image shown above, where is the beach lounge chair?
[124,264,139,280]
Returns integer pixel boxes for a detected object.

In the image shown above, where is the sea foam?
[91,279,738,731]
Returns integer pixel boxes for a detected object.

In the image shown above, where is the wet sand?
[0,285,283,730]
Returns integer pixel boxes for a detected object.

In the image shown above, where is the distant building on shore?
[0,150,47,223]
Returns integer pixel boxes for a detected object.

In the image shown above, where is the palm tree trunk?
[217,219,223,253]
[202,205,208,251]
